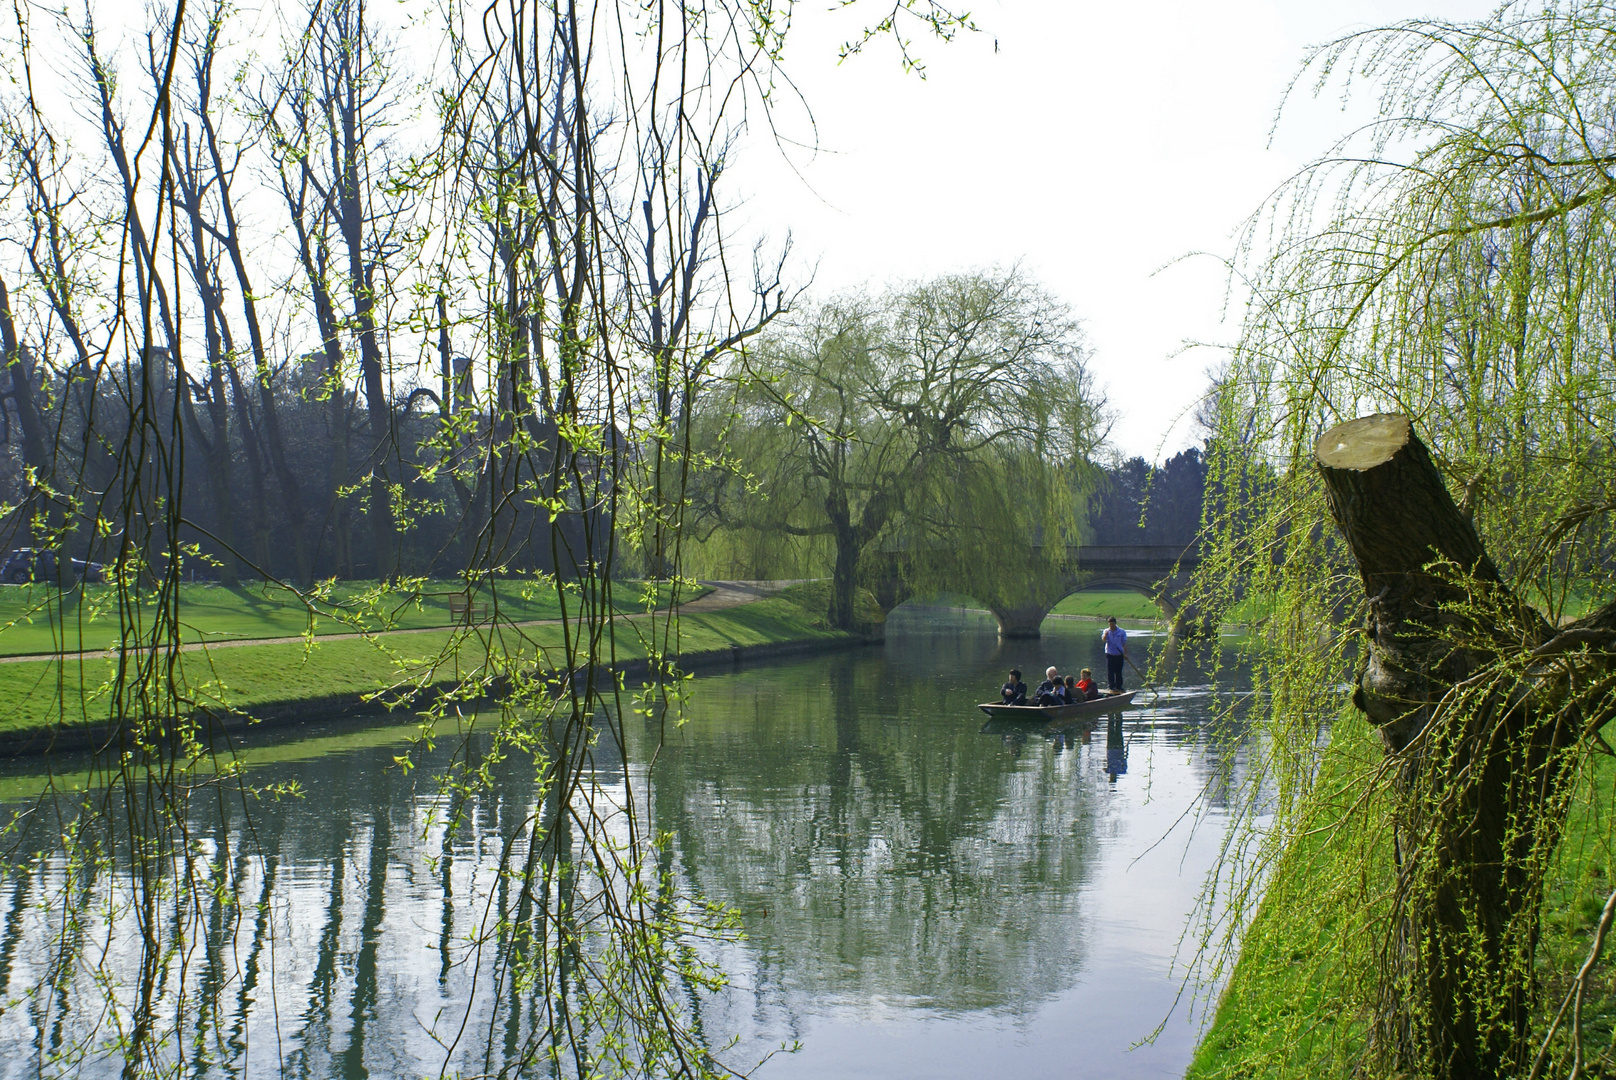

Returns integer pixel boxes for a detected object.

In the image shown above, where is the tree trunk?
[1316,413,1580,1080]
[437,292,454,418]
[328,376,354,580]
[222,357,272,571]
[1317,414,1513,748]
[830,531,858,631]
[203,110,312,585]
[185,323,238,587]
[0,280,52,490]
[337,50,398,582]
[351,261,397,582]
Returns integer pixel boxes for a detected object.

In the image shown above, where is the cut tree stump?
[1314,413,1530,750]
[1314,413,1573,1080]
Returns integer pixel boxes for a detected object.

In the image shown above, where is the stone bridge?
[869,544,1201,638]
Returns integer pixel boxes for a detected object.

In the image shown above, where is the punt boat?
[976,690,1140,721]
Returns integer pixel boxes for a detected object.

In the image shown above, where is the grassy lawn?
[0,588,849,738]
[1188,722,1616,1078]
[1049,588,1163,621]
[0,579,705,657]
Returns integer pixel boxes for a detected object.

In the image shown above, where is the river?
[0,608,1252,1078]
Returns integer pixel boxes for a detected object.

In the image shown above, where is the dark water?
[0,610,1251,1078]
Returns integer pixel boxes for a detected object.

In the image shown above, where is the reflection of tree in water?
[1120,636,1260,815]
[630,647,1108,1032]
[0,727,636,1078]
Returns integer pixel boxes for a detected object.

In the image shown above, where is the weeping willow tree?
[0,0,971,1075]
[1189,4,1616,1078]
[686,270,1105,630]
[880,273,1108,627]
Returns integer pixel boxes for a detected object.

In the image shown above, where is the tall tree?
[263,0,409,580]
[1192,5,1616,1076]
[179,0,311,582]
[1089,448,1206,546]
[715,270,1104,629]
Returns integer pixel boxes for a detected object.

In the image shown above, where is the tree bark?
[830,520,858,631]
[1316,414,1515,750]
[0,279,52,490]
[1316,413,1582,1080]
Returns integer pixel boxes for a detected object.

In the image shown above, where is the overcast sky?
[732,0,1501,460]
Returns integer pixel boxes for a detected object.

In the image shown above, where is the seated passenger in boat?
[1036,667,1064,706]
[1036,666,1061,701]
[1002,669,1028,705]
[1063,675,1080,703]
[1075,669,1101,701]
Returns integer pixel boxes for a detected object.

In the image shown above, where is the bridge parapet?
[1067,544,1199,572]
[867,542,1205,638]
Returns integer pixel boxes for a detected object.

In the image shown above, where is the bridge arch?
[1051,578,1179,619]
[884,583,1189,638]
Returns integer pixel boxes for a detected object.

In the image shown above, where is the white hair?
[1046,666,1058,679]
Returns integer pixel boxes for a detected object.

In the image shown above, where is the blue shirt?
[1102,626,1127,656]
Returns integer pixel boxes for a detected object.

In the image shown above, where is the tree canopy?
[690,269,1106,626]
[1088,448,1207,547]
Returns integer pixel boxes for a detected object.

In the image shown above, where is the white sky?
[733,0,1501,461]
[13,0,1505,459]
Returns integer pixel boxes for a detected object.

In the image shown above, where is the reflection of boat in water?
[977,691,1139,722]
[978,714,1098,738]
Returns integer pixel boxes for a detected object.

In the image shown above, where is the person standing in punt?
[1101,617,1128,692]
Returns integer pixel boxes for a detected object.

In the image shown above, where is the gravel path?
[676,580,808,611]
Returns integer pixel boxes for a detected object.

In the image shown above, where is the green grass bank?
[0,583,870,754]
[0,578,703,657]
[1188,721,1616,1078]
[908,588,1167,622]
[1049,589,1164,621]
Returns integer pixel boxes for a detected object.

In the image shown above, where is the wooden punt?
[976,691,1140,721]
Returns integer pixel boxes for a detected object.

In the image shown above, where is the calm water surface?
[0,610,1252,1078]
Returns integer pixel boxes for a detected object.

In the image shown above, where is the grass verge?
[1049,588,1163,621]
[1188,722,1616,1078]
[0,579,706,657]
[0,588,856,745]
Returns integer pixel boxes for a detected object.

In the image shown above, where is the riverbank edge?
[0,621,882,759]
[1186,723,1615,1079]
